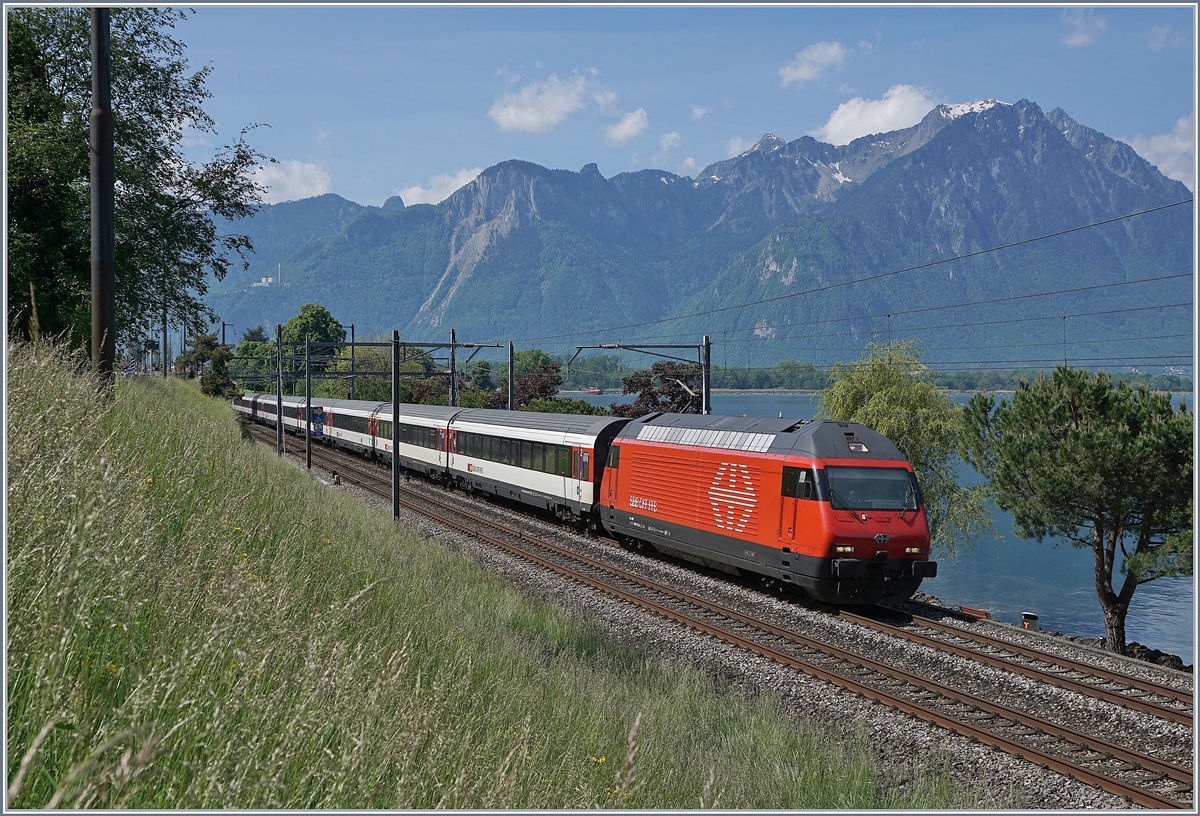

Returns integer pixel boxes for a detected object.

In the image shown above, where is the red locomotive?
[598,412,935,603]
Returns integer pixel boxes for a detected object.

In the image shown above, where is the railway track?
[252,426,1194,808]
[839,607,1193,727]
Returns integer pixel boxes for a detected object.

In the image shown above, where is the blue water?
[574,390,1194,664]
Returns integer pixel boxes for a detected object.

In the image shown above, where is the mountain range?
[208,99,1192,372]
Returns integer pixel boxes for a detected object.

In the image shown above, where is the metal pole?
[701,335,712,415]
[305,335,312,470]
[90,8,115,386]
[449,328,457,407]
[507,341,515,411]
[349,323,356,400]
[161,307,168,378]
[392,330,401,520]
[275,325,283,456]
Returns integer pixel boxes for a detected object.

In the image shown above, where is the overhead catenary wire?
[510,199,1193,344]
[580,276,1192,345]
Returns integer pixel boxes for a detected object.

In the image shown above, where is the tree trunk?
[1092,519,1132,655]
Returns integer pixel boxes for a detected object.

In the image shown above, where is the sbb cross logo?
[709,463,756,532]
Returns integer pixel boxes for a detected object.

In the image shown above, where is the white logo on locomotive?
[709,462,757,532]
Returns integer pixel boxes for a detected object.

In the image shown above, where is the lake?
[573,390,1195,664]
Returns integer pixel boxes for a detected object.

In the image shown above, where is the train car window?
[556,446,570,476]
[521,441,532,470]
[377,420,392,440]
[500,439,511,465]
[781,466,814,499]
[531,443,543,472]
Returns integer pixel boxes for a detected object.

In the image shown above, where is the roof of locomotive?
[613,412,908,462]
[453,408,631,437]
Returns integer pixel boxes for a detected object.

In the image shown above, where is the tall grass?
[6,341,973,808]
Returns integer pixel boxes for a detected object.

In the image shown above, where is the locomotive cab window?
[606,446,619,468]
[825,466,919,511]
[781,466,813,499]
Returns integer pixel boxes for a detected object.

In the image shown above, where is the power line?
[513,198,1193,343]
[602,301,1195,349]
[701,332,1193,356]
[591,276,1192,344]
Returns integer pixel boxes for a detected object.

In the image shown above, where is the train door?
[778,466,803,544]
[437,428,446,468]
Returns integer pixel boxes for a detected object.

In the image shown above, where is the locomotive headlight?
[834,544,855,554]
[905,547,927,555]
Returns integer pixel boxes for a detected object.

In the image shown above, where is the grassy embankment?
[7,341,974,809]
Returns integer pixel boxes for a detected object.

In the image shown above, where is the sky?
[173,5,1196,208]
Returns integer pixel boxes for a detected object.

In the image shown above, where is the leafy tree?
[961,367,1193,654]
[240,325,268,344]
[522,397,608,416]
[6,8,270,350]
[281,303,345,346]
[493,350,563,409]
[610,361,702,418]
[230,336,275,393]
[818,341,992,556]
[469,360,494,391]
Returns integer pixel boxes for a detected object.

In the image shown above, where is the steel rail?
[901,605,1194,705]
[836,609,1193,727]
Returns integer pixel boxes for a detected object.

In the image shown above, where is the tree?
[523,397,608,416]
[818,341,992,556]
[240,325,268,344]
[610,361,702,418]
[469,360,494,391]
[961,367,1192,655]
[281,303,345,346]
[230,336,275,393]
[6,8,271,351]
[493,350,563,409]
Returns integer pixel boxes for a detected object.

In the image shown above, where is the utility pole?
[349,323,356,399]
[449,328,457,407]
[90,8,115,386]
[507,341,515,411]
[392,330,401,520]
[275,325,284,456]
[222,321,234,346]
[701,335,712,416]
[305,335,312,470]
[161,307,168,378]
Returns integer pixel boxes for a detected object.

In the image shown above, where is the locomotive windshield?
[826,466,919,511]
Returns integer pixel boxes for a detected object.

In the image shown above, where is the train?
[233,393,936,604]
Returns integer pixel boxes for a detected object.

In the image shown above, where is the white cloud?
[314,128,331,146]
[1061,9,1106,48]
[488,74,590,133]
[653,131,681,164]
[809,84,938,146]
[1147,25,1185,50]
[691,105,710,119]
[603,108,649,145]
[726,136,753,157]
[1126,112,1195,191]
[399,167,484,205]
[779,41,847,87]
[254,160,332,204]
[678,157,700,176]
